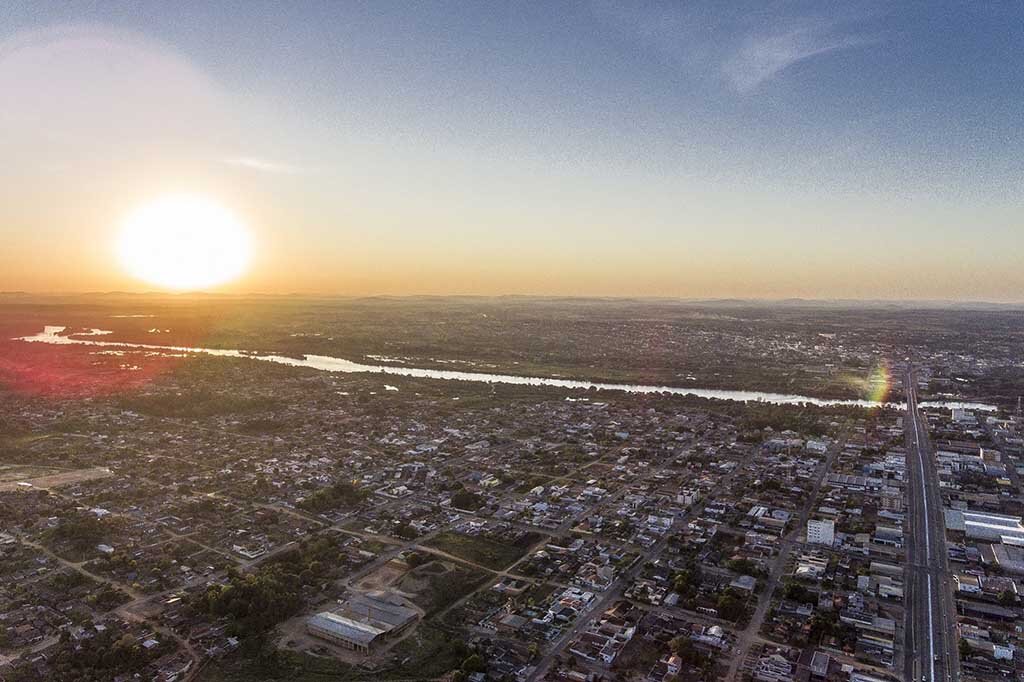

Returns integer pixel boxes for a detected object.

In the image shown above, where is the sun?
[118,195,251,291]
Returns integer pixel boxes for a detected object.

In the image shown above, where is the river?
[15,326,997,411]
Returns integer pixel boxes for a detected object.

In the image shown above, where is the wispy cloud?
[221,156,305,175]
[590,2,882,94]
[723,22,879,93]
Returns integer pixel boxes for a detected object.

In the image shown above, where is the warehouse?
[945,510,1024,543]
[306,591,419,653]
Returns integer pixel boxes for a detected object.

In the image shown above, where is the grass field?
[424,530,541,571]
[397,560,488,616]
[200,623,470,681]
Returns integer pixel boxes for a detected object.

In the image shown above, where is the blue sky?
[2,2,1022,298]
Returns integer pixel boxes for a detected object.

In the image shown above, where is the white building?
[945,510,1024,543]
[952,408,975,423]
[807,519,835,546]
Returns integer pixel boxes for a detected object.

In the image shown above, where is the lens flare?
[841,360,892,403]
[865,361,892,403]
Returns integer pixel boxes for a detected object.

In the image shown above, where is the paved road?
[903,369,959,682]
[528,451,748,681]
[725,436,840,681]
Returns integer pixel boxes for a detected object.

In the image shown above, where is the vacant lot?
[0,465,112,492]
[424,530,541,571]
[353,558,408,592]
[396,560,488,616]
[0,464,57,482]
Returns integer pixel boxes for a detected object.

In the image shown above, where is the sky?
[1,1,1022,300]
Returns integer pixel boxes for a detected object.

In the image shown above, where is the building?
[306,612,383,653]
[806,440,829,455]
[952,408,975,423]
[806,519,835,546]
[753,653,793,682]
[730,574,757,593]
[945,510,1024,543]
[987,542,1024,574]
[953,573,982,594]
[809,651,830,678]
[306,591,419,653]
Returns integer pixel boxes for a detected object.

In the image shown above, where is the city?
[3,2,1024,681]
[0,298,1021,681]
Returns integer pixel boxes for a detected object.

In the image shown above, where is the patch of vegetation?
[449,485,483,511]
[781,579,817,605]
[118,390,280,418]
[195,535,346,639]
[672,561,702,599]
[197,647,356,681]
[425,530,540,570]
[6,627,175,682]
[725,557,762,577]
[238,417,295,435]
[714,589,749,623]
[391,521,419,540]
[297,480,367,514]
[44,512,111,560]
[199,623,472,681]
[668,635,716,681]
[197,564,304,638]
[401,561,489,616]
[386,623,474,679]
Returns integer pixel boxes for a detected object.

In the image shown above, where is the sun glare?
[118,195,251,291]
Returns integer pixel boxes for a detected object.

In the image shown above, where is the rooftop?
[307,612,386,647]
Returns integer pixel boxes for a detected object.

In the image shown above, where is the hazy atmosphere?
[3,5,1024,682]
[3,1,1023,299]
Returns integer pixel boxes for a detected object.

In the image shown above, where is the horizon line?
[2,290,1023,308]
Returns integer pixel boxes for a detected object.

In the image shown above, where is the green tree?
[461,653,485,674]
[716,593,744,621]
[451,488,483,511]
[673,562,703,597]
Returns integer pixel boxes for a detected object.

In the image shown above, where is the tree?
[669,636,705,667]
[669,635,688,654]
[673,562,703,597]
[195,559,315,637]
[716,593,744,622]
[406,551,428,569]
[958,638,971,660]
[781,580,815,605]
[461,653,485,674]
[727,558,757,576]
[451,488,483,511]
[394,522,418,540]
[298,479,367,513]
[808,610,840,642]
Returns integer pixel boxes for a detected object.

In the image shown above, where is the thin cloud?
[222,156,305,175]
[590,2,883,94]
[723,23,879,93]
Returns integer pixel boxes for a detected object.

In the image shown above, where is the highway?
[903,369,960,682]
